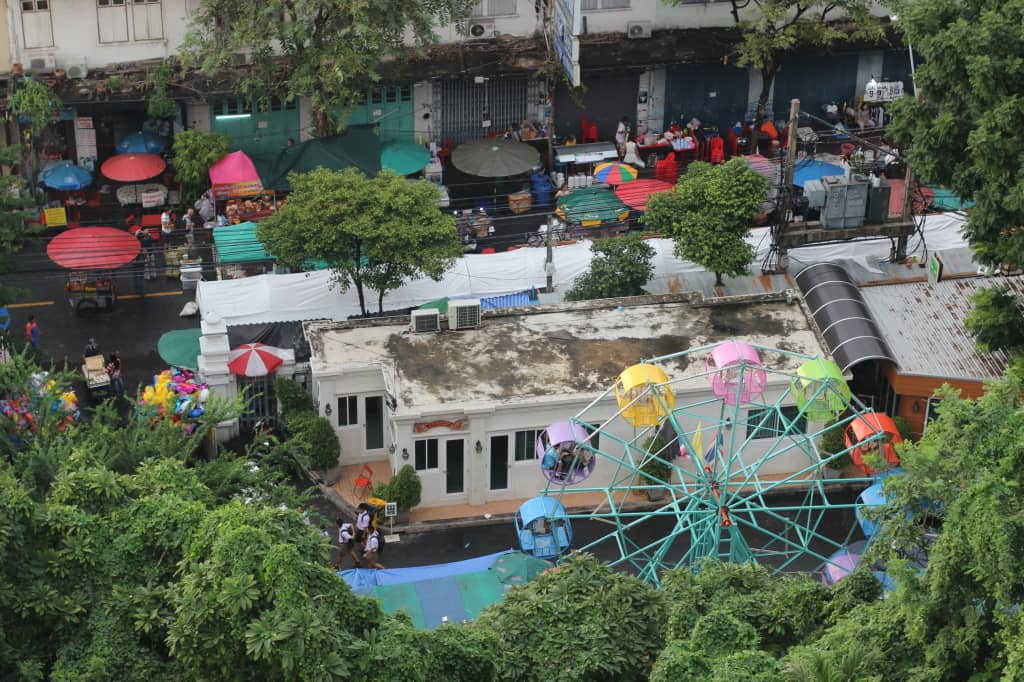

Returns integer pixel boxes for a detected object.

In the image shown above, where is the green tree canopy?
[888,0,1024,266]
[0,145,41,304]
[643,158,767,286]
[171,129,231,200]
[9,79,62,190]
[257,168,462,315]
[964,287,1024,354]
[182,0,474,134]
[565,234,656,301]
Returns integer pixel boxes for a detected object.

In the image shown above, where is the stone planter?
[821,466,844,480]
[645,487,667,502]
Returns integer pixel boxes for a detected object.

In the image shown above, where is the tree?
[0,146,41,305]
[679,0,883,151]
[644,158,767,286]
[182,0,474,135]
[564,234,655,301]
[964,287,1024,354]
[257,168,462,315]
[146,63,178,121]
[887,0,1024,267]
[171,130,230,201]
[9,79,62,191]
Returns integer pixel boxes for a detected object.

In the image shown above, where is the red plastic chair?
[655,152,679,184]
[353,464,374,500]
[580,115,599,143]
[709,137,725,164]
[437,138,455,164]
[481,247,496,254]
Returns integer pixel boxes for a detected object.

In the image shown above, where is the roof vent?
[410,309,440,334]
[448,299,482,330]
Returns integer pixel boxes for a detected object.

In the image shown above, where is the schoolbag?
[371,530,385,555]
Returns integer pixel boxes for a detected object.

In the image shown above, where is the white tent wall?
[196,213,969,327]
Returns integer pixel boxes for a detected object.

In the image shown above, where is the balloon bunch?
[139,368,210,432]
[0,375,80,440]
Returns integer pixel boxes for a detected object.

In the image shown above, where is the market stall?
[209,151,264,200]
[212,221,276,279]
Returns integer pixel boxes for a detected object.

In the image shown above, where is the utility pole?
[768,98,800,273]
[545,214,555,292]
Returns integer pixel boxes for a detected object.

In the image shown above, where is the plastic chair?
[437,138,455,164]
[580,115,599,143]
[709,137,725,164]
[353,464,374,500]
[655,153,679,184]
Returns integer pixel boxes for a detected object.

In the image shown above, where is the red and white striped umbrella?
[227,343,284,377]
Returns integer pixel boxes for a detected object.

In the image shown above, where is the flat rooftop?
[309,297,824,410]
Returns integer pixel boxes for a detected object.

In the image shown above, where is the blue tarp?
[480,291,539,310]
[793,159,844,188]
[339,549,513,594]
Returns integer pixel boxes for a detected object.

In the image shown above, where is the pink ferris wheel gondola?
[536,422,594,485]
[705,340,767,405]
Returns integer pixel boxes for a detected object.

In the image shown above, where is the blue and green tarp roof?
[213,221,274,264]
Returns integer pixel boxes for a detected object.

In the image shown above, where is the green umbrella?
[451,138,540,177]
[381,142,432,176]
[489,551,552,586]
[157,328,203,370]
[556,187,631,227]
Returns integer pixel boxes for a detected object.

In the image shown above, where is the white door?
[412,438,444,503]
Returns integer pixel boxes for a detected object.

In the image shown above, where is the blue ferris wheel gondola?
[514,496,573,559]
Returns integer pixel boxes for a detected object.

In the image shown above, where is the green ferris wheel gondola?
[790,358,851,422]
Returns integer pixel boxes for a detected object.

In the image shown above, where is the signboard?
[928,254,943,284]
[552,0,582,87]
[864,80,905,103]
[212,180,265,200]
[74,117,97,170]
[44,207,67,227]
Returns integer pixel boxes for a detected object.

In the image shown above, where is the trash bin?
[180,263,203,291]
[531,172,554,208]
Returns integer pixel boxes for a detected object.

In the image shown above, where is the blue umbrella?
[40,161,92,191]
[117,131,167,155]
[793,159,844,188]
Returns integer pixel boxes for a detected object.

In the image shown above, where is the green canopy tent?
[253,126,382,191]
[381,142,431,176]
[555,187,630,227]
[157,328,203,370]
[212,222,274,264]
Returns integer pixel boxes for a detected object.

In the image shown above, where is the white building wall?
[315,366,391,470]
[8,0,194,68]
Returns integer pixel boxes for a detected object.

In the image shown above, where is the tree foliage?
[887,0,1024,266]
[964,287,1024,354]
[182,0,474,134]
[0,146,40,304]
[257,168,462,315]
[681,0,882,148]
[171,129,231,199]
[644,158,767,285]
[9,79,62,190]
[564,234,656,301]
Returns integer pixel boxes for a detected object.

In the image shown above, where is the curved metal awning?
[795,262,895,373]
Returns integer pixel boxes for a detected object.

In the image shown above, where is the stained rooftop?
[858,275,1024,381]
[308,297,824,410]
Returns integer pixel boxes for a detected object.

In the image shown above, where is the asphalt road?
[333,489,864,576]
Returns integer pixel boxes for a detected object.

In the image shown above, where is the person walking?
[355,503,373,545]
[106,351,124,397]
[24,315,39,351]
[181,208,197,247]
[362,528,385,569]
[334,518,360,569]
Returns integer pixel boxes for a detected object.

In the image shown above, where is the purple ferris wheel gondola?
[536,421,595,485]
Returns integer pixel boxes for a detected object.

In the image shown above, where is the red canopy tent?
[615,179,674,211]
[47,227,140,269]
[209,151,264,199]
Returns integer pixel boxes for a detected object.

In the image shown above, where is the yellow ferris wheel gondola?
[615,363,675,427]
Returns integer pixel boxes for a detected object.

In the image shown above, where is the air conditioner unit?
[65,63,89,80]
[231,51,252,66]
[626,21,652,39]
[410,309,440,334]
[28,54,56,73]
[448,299,482,331]
[468,19,496,39]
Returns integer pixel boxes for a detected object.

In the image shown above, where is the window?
[131,0,162,41]
[415,438,439,470]
[20,0,52,48]
[581,0,629,9]
[97,0,128,43]
[582,423,600,451]
[746,405,807,440]
[22,0,47,10]
[469,0,517,17]
[97,0,125,6]
[336,396,358,427]
[924,397,944,430]
[514,429,539,461]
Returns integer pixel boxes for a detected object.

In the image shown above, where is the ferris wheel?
[520,341,903,586]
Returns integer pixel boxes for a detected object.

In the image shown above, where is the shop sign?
[413,418,467,433]
[864,80,904,102]
[44,207,67,227]
[928,254,943,284]
[552,0,582,87]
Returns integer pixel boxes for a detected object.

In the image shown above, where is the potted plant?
[376,464,422,524]
[638,433,673,501]
[107,76,125,94]
[818,419,849,479]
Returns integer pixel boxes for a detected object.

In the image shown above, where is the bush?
[275,377,314,414]
[289,413,340,470]
[819,419,850,469]
[391,464,422,512]
[639,433,673,483]
[690,611,759,659]
[650,644,711,682]
[892,415,913,442]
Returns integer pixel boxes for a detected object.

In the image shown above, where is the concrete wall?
[7,0,192,69]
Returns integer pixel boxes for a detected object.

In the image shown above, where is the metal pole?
[772,98,801,272]
[545,214,554,292]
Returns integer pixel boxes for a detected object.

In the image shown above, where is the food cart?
[47,227,140,315]
[81,353,111,401]
[65,271,116,313]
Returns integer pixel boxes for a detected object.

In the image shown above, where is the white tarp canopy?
[197,212,968,327]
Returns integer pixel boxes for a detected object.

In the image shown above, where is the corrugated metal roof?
[858,275,1024,381]
[794,263,895,372]
[480,291,537,310]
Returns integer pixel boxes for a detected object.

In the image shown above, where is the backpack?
[370,530,385,555]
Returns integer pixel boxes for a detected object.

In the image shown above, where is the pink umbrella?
[228,343,284,377]
[615,179,674,211]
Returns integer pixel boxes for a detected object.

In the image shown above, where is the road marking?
[8,301,54,308]
[120,291,184,300]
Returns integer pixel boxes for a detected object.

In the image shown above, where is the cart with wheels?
[82,354,110,402]
[66,271,116,314]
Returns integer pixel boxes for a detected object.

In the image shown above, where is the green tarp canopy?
[253,126,382,191]
[157,328,203,370]
[417,297,449,313]
[213,221,274,264]
[370,569,510,630]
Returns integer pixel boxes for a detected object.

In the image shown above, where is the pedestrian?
[616,116,631,154]
[160,206,173,238]
[181,208,197,246]
[286,137,295,148]
[106,351,124,397]
[334,518,361,569]
[355,503,373,545]
[24,315,39,351]
[362,528,385,569]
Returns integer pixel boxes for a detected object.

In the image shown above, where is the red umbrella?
[101,153,166,182]
[228,343,284,377]
[47,227,140,269]
[615,179,674,211]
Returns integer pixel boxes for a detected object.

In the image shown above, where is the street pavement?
[329,489,863,576]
